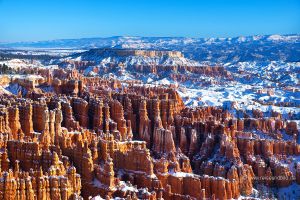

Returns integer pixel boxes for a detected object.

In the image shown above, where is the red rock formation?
[0,72,299,199]
[139,100,151,147]
[286,121,298,135]
[72,98,89,128]
[19,103,33,136]
[8,106,21,139]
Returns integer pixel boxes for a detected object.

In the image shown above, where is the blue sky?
[0,0,299,42]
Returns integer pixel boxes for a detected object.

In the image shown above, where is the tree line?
[0,63,13,74]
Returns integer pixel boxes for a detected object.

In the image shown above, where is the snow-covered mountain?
[1,34,299,63]
[67,48,200,67]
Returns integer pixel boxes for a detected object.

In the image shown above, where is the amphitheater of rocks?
[0,67,299,200]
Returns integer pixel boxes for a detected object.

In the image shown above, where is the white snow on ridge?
[73,54,200,67]
[267,34,300,42]
[0,59,43,69]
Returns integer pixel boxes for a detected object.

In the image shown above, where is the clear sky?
[0,0,299,42]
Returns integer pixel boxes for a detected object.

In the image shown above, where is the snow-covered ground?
[277,182,300,200]
[0,59,44,69]
[177,83,300,116]
[152,61,299,121]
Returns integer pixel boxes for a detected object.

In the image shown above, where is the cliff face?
[0,68,299,200]
[102,49,184,58]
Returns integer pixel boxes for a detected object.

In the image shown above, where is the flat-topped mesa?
[92,48,184,58]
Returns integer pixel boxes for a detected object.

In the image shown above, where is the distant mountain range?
[1,34,299,63]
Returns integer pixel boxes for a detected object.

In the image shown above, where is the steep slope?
[68,48,200,67]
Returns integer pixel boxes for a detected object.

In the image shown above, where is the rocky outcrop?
[0,72,298,200]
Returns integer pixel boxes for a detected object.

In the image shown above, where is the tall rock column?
[139,100,151,147]
[111,100,128,140]
[89,98,104,131]
[0,107,11,134]
[33,102,48,133]
[54,108,63,145]
[103,104,110,134]
[153,128,175,154]
[19,103,33,136]
[188,129,198,157]
[8,106,21,139]
[49,110,56,145]
[72,98,89,128]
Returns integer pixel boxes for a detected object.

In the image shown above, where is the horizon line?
[1,33,299,44]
